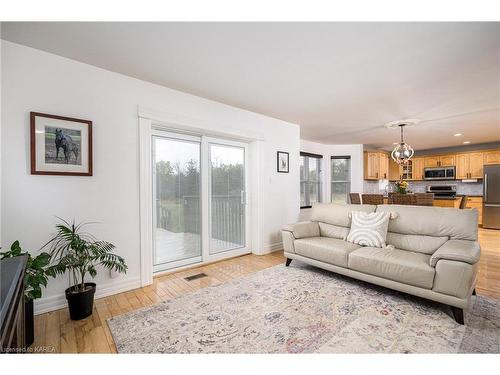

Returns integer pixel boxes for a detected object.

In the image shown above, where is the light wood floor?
[32,228,500,354]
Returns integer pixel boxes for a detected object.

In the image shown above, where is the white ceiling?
[2,22,500,150]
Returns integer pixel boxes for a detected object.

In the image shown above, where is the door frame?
[151,131,203,273]
[139,111,263,286]
[204,137,250,263]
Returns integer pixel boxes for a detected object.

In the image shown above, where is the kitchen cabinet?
[465,196,483,225]
[364,151,389,180]
[411,157,425,180]
[469,152,484,178]
[483,150,500,165]
[439,154,456,166]
[433,198,461,208]
[456,152,483,179]
[388,159,400,181]
[379,153,389,180]
[424,154,455,167]
[375,148,500,182]
[424,156,440,167]
[388,158,423,181]
[456,153,468,179]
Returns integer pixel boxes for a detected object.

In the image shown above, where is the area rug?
[107,262,500,353]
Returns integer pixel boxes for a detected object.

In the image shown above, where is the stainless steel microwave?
[423,166,456,180]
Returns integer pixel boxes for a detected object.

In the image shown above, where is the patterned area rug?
[107,262,500,353]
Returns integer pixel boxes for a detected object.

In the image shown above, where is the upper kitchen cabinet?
[364,151,389,180]
[424,154,455,167]
[483,150,500,165]
[439,154,456,166]
[379,153,389,180]
[456,152,483,179]
[423,155,440,167]
[411,157,425,180]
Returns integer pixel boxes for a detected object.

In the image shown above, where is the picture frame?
[30,112,93,176]
[277,151,289,173]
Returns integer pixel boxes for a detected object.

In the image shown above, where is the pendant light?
[391,124,414,165]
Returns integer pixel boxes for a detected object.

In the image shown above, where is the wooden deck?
[155,228,241,265]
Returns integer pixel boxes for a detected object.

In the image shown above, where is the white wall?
[1,41,300,313]
[0,25,2,246]
[299,140,364,221]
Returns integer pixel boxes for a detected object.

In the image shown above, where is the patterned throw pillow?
[346,211,391,248]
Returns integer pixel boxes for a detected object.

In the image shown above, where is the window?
[331,156,351,203]
[300,152,323,208]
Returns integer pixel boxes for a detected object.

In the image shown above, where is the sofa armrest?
[281,221,320,239]
[430,240,480,267]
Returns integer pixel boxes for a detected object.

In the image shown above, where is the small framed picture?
[277,151,289,173]
[30,112,93,176]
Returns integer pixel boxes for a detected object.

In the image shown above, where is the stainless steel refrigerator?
[483,164,500,229]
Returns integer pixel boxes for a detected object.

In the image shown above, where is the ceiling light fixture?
[454,133,462,137]
[391,124,414,165]
[463,141,471,144]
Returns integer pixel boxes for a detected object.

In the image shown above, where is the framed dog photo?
[277,151,289,173]
[30,112,93,176]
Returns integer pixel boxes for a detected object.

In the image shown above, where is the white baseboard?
[34,276,142,315]
[260,241,283,254]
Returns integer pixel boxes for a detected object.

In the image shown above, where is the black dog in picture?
[55,128,79,163]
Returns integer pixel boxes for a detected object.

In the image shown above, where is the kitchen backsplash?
[363,179,483,196]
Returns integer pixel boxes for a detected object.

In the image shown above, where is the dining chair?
[393,194,417,205]
[361,194,384,205]
[349,193,361,204]
[415,193,434,206]
[459,195,468,209]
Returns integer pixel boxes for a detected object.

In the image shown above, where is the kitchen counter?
[433,197,461,208]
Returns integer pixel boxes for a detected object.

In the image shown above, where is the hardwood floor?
[32,228,500,354]
[32,251,285,353]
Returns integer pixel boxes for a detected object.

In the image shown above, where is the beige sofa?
[282,203,480,324]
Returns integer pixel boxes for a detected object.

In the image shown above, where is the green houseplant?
[0,240,51,346]
[44,218,127,320]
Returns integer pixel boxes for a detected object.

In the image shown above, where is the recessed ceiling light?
[463,141,471,144]
[454,133,462,137]
[392,142,399,145]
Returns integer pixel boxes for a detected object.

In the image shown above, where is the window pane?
[309,182,318,204]
[210,144,245,254]
[331,158,349,181]
[300,154,322,207]
[308,159,319,182]
[154,137,201,266]
[331,157,351,203]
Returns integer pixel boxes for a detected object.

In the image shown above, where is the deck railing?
[157,195,244,246]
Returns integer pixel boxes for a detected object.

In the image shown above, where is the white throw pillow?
[347,211,391,248]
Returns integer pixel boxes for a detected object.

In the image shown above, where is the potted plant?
[394,180,409,194]
[44,218,127,320]
[0,240,51,347]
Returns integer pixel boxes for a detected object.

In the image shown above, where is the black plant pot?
[25,299,34,347]
[65,282,96,320]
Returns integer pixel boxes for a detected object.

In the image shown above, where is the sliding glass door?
[152,132,249,273]
[209,142,246,254]
[152,134,202,271]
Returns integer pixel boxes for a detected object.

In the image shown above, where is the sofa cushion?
[346,211,391,248]
[376,205,478,241]
[319,222,349,240]
[386,232,448,255]
[294,237,362,268]
[348,247,435,289]
[311,203,376,227]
